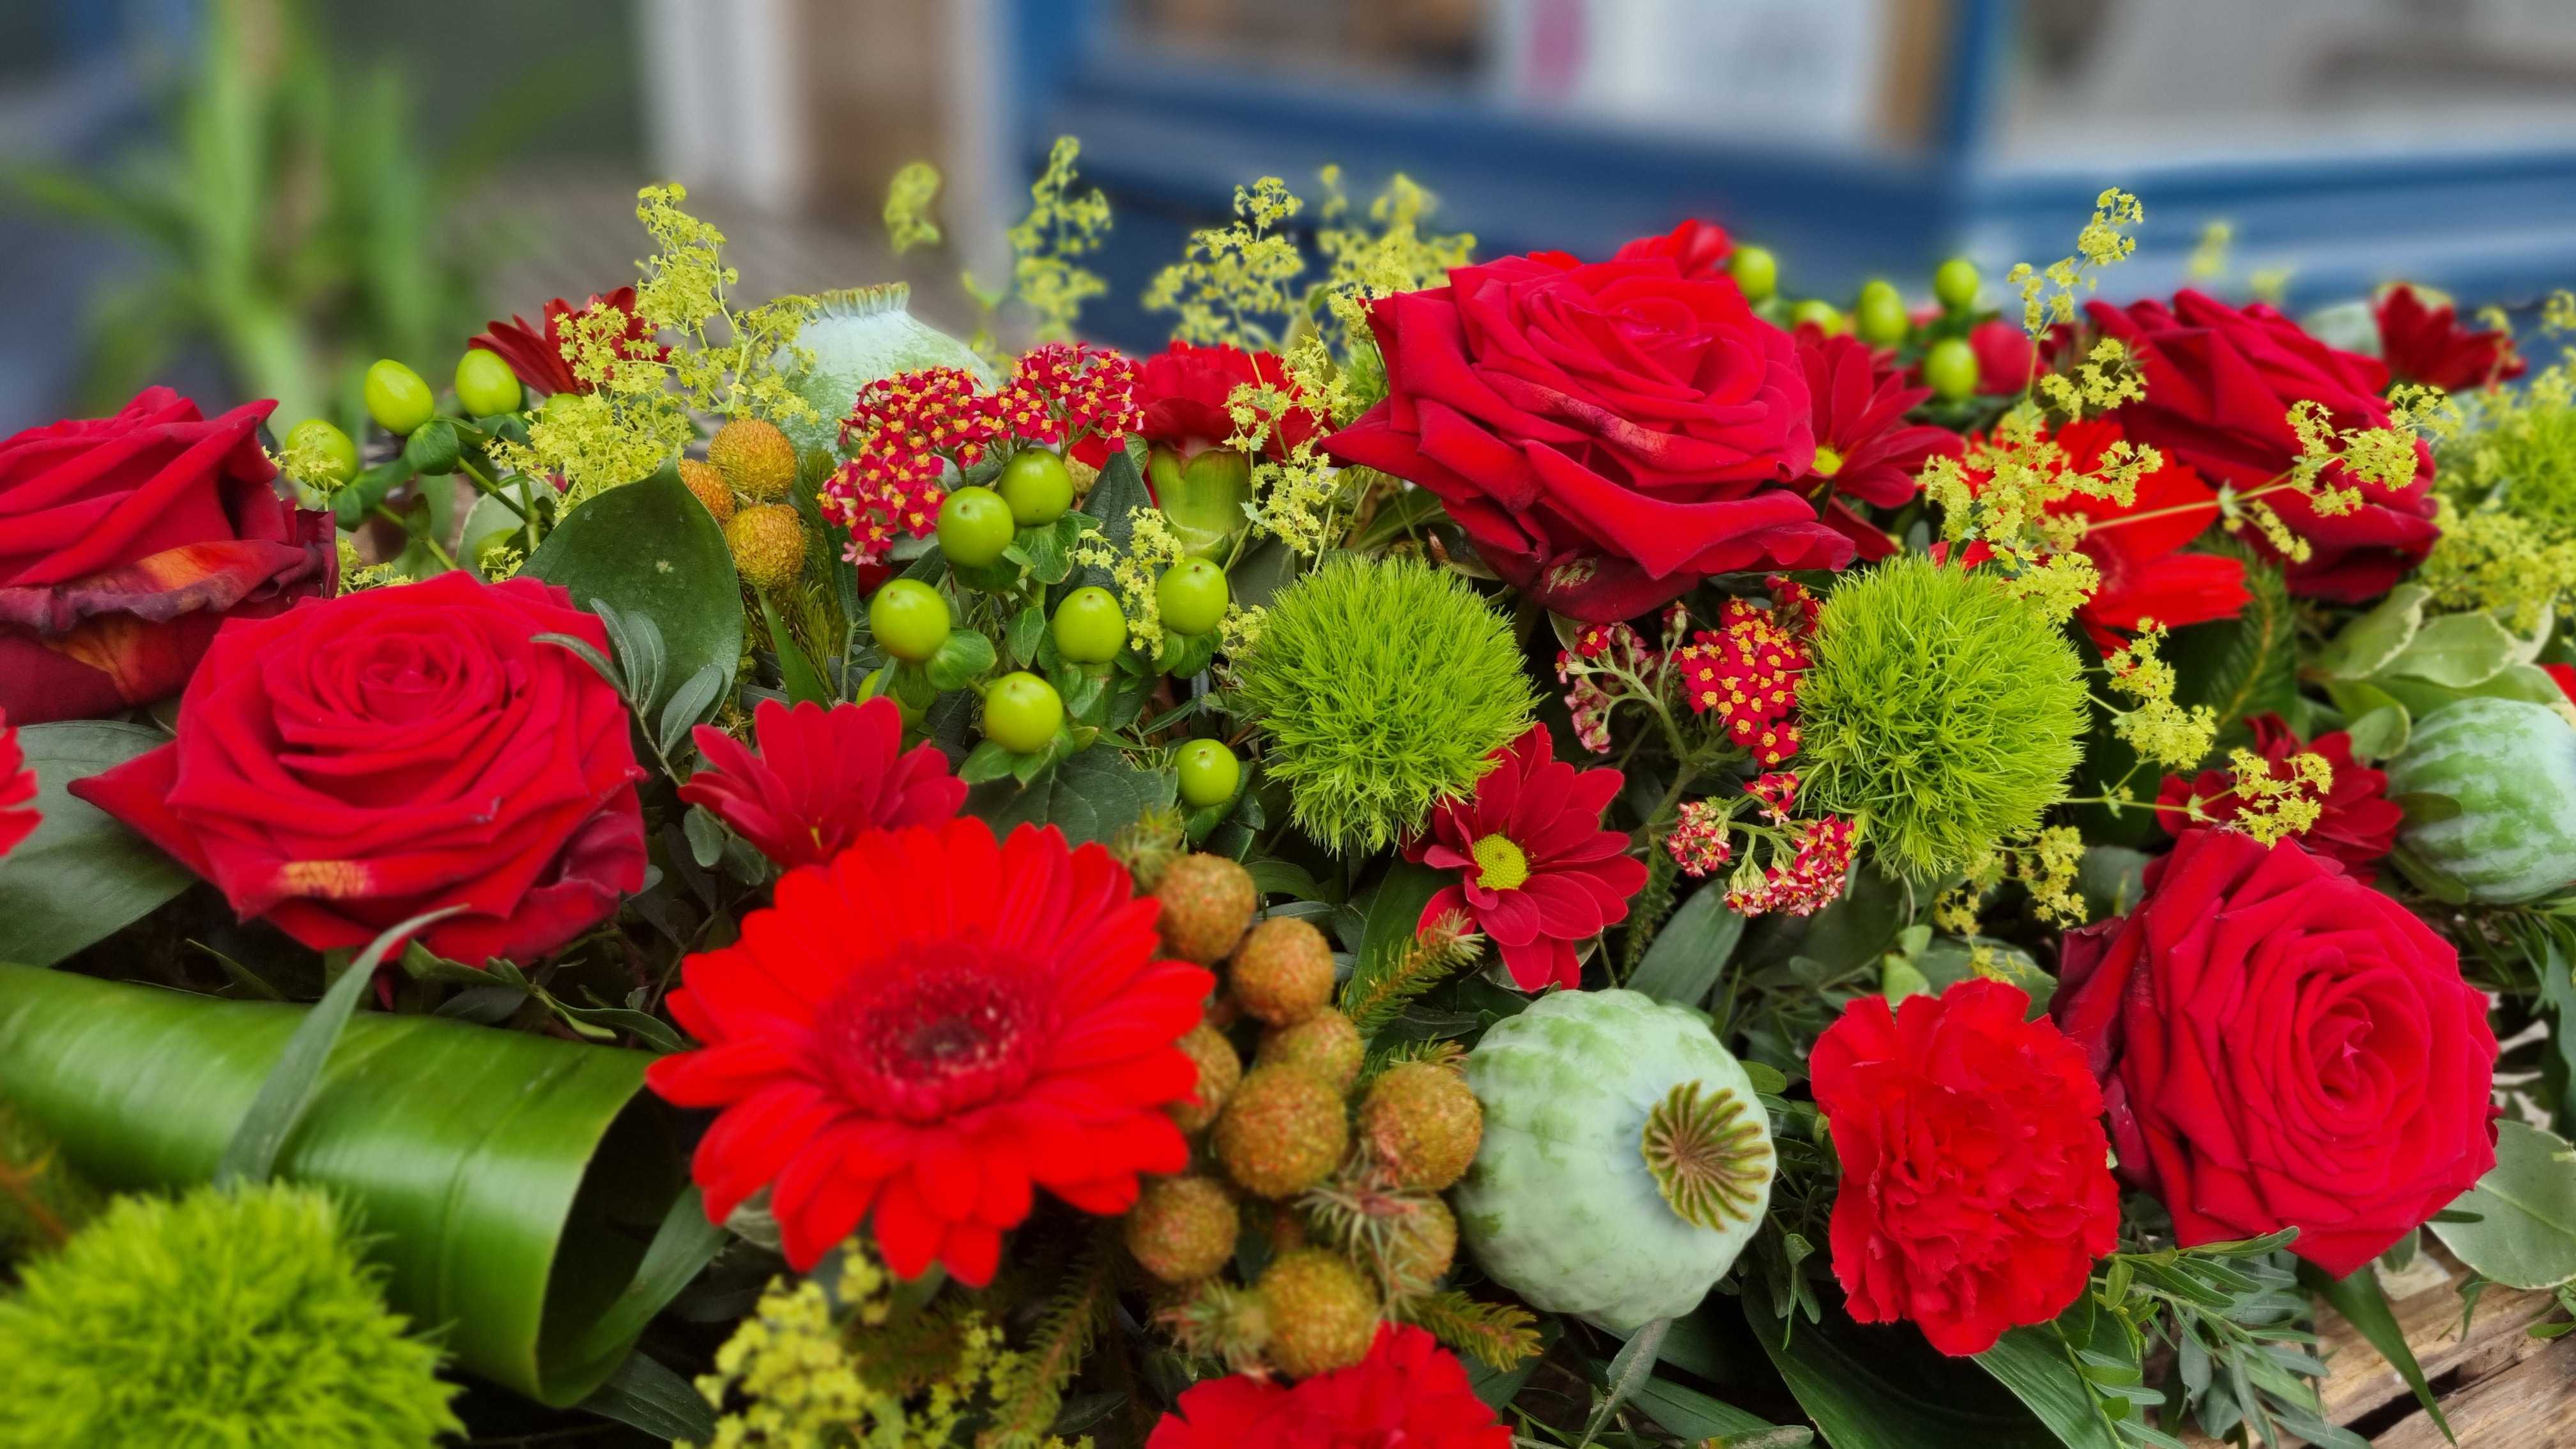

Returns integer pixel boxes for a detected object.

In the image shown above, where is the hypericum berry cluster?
[1726,815,1857,917]
[823,347,1142,565]
[1673,581,1817,767]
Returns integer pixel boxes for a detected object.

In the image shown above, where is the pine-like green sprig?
[0,1100,102,1257]
[1799,555,2089,880]
[1232,554,1534,855]
[0,1183,461,1447]
[1393,1289,1542,1371]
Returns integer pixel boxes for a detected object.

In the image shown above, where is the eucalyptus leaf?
[523,463,743,723]
[1628,887,1746,1006]
[0,721,197,967]
[2427,1119,2576,1289]
[2315,583,2430,680]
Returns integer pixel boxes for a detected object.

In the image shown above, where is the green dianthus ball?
[0,1183,461,1448]
[1798,555,2087,879]
[1232,554,1534,855]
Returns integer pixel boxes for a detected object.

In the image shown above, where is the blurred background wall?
[4,0,2573,433]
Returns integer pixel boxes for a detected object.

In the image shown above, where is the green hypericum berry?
[1174,738,1241,808]
[868,579,951,662]
[1052,585,1127,664]
[1798,555,2087,879]
[1924,337,1981,401]
[937,485,1016,567]
[1232,554,1535,855]
[1934,256,1981,310]
[981,672,1063,753]
[1853,279,1908,344]
[452,348,524,417]
[363,358,436,436]
[1729,245,1779,301]
[0,1183,461,1447]
[282,418,359,484]
[1788,300,1846,335]
[1157,558,1230,637]
[998,447,1074,525]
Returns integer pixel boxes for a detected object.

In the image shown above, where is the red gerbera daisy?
[0,710,37,859]
[645,818,1212,1281]
[2376,284,2524,393]
[2154,714,2403,882]
[679,698,963,870]
[468,286,664,397]
[1147,1324,1512,1449]
[2034,417,2251,652]
[1406,723,1648,992]
[1795,333,1961,560]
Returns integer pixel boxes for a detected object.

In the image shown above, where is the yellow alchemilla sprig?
[334,537,405,594]
[2007,188,2143,340]
[2546,289,2576,334]
[1070,507,1190,651]
[1918,402,2161,623]
[965,137,1112,348]
[2224,747,2331,846]
[2188,220,2234,282]
[272,438,350,496]
[883,161,943,255]
[1144,176,1309,351]
[2419,498,2576,631]
[2101,623,2218,769]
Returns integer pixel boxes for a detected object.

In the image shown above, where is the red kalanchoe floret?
[468,287,664,396]
[1813,979,2120,1356]
[1797,333,1963,561]
[1611,218,1734,280]
[1133,341,1321,458]
[679,698,964,871]
[2376,284,2524,393]
[1147,1323,1512,1449]
[647,817,1211,1282]
[0,710,36,859]
[2038,417,2251,652]
[1674,596,1811,766]
[1406,723,1650,992]
[2154,714,2402,882]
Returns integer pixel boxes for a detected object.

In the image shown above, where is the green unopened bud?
[1150,445,1253,561]
[402,419,461,477]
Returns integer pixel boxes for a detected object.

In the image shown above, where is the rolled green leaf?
[0,965,696,1407]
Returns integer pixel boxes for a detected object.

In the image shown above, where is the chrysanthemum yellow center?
[1811,445,1845,478]
[1471,833,1530,893]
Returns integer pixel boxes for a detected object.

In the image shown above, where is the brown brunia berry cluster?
[685,417,806,591]
[1120,852,1489,1379]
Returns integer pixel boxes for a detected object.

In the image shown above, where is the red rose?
[1133,342,1322,459]
[2155,714,2402,883]
[1969,318,2037,396]
[2051,829,2497,1277]
[1612,218,1734,279]
[1326,253,1844,622]
[0,387,335,724]
[1812,979,2119,1355]
[71,573,647,966]
[2376,284,2522,393]
[2089,289,2437,602]
[1148,1324,1511,1449]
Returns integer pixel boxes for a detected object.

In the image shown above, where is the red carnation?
[1148,1324,1511,1449]
[0,711,35,860]
[680,697,963,870]
[1812,979,2119,1356]
[1406,723,1649,991]
[1797,333,1961,560]
[2052,828,2499,1278]
[2155,714,2402,882]
[2089,289,2437,602]
[2376,284,2523,393]
[2039,417,2250,651]
[1325,252,1843,623]
[1133,341,1322,459]
[1611,218,1734,280]
[468,286,664,397]
[647,818,1212,1282]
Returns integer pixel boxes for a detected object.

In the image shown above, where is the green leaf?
[2315,583,2430,680]
[0,721,195,967]
[761,594,832,707]
[1007,603,1048,667]
[1347,484,1451,550]
[2300,1263,2453,1443]
[0,965,700,1406]
[1629,1376,1799,1442]
[523,463,744,723]
[1975,1327,2122,1449]
[2428,1119,2576,1289]
[578,1349,719,1443]
[926,628,999,693]
[2343,704,2409,762]
[1062,448,1149,599]
[971,744,1175,847]
[215,908,461,1186]
[1581,1317,1671,1447]
[657,663,730,760]
[1345,859,1450,1024]
[1747,1296,2058,1449]
[1229,535,1300,612]
[2380,610,2531,689]
[1628,887,1747,1006]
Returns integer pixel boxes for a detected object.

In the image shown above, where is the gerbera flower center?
[1470,832,1530,893]
[1810,445,1845,478]
[811,950,1043,1124]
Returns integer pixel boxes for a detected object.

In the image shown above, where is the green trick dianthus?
[1232,553,1534,855]
[0,1183,461,1448]
[1798,556,2087,879]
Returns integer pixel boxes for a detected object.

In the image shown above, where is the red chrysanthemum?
[1611,218,1734,280]
[1796,333,1961,561]
[0,710,36,859]
[2376,284,2524,393]
[679,698,964,870]
[468,286,664,397]
[1133,341,1323,458]
[2039,417,2251,652]
[1406,723,1649,991]
[1813,979,2120,1356]
[2154,714,2402,882]
[1147,1324,1512,1449]
[647,818,1212,1280]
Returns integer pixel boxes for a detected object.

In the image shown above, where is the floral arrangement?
[6,142,2576,1449]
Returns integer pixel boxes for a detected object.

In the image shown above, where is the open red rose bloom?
[647,817,1213,1282]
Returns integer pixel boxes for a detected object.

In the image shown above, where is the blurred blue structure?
[999,0,2576,352]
